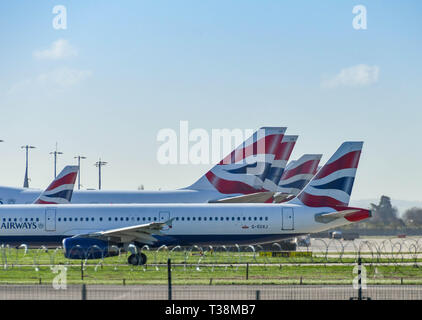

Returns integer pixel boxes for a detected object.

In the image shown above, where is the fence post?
[81,284,87,300]
[246,263,249,280]
[81,260,84,281]
[357,257,362,301]
[168,258,172,300]
[255,290,260,300]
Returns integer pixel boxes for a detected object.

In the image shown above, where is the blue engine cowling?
[63,237,119,259]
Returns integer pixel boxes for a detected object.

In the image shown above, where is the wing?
[209,191,275,203]
[77,219,174,245]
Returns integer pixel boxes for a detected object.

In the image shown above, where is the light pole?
[50,143,63,178]
[94,159,107,190]
[21,145,36,188]
[74,155,86,190]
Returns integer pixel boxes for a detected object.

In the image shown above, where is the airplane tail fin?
[277,154,322,196]
[187,127,286,194]
[262,135,298,191]
[294,142,363,208]
[34,165,79,204]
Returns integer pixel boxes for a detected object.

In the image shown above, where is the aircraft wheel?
[140,253,147,265]
[128,254,140,265]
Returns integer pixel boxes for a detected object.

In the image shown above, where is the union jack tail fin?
[277,154,322,196]
[262,135,298,191]
[187,127,286,194]
[34,165,79,204]
[295,142,363,208]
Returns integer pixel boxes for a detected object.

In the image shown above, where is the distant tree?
[138,184,144,191]
[403,207,422,226]
[368,195,405,229]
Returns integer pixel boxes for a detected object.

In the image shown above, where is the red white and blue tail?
[262,135,298,192]
[294,142,363,207]
[277,154,322,196]
[34,166,79,204]
[187,127,286,194]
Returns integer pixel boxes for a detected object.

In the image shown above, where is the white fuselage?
[0,186,234,205]
[0,202,352,247]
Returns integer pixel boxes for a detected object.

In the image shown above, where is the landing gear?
[127,253,147,265]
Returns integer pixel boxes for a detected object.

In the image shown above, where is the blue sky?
[0,1,421,202]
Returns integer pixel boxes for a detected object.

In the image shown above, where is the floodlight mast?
[94,159,107,190]
[21,145,36,188]
[50,143,63,178]
[74,155,87,190]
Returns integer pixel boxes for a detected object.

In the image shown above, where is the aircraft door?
[159,211,170,231]
[45,208,56,232]
[281,208,294,230]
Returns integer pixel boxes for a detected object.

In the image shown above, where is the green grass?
[0,262,421,285]
[0,248,421,285]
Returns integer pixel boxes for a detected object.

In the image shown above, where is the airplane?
[261,135,298,192]
[0,141,371,265]
[272,154,322,203]
[33,165,79,204]
[0,127,286,205]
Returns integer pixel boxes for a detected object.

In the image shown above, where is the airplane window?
[85,218,89,222]
[120,217,124,221]
[58,218,61,222]
[254,217,257,221]
[225,217,229,221]
[69,218,72,222]
[181,217,184,221]
[14,218,17,222]
[259,217,263,221]
[209,217,212,221]
[25,218,28,222]
[148,217,151,221]
[137,217,140,221]
[115,217,118,221]
[220,217,223,221]
[109,217,112,221]
[198,217,201,221]
[91,218,94,221]
[237,217,240,221]
[64,218,67,222]
[176,217,179,221]
[143,217,146,221]
[8,218,11,222]
[243,217,246,221]
[265,217,268,221]
[232,217,235,221]
[204,217,207,221]
[30,218,33,221]
[192,217,196,221]
[187,217,190,221]
[36,218,39,222]
[99,217,103,221]
[75,218,78,222]
[154,217,157,221]
[248,217,251,221]
[125,217,129,221]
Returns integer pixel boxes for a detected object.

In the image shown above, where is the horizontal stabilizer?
[315,207,371,224]
[210,191,275,203]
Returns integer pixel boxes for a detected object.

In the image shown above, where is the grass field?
[0,248,421,285]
